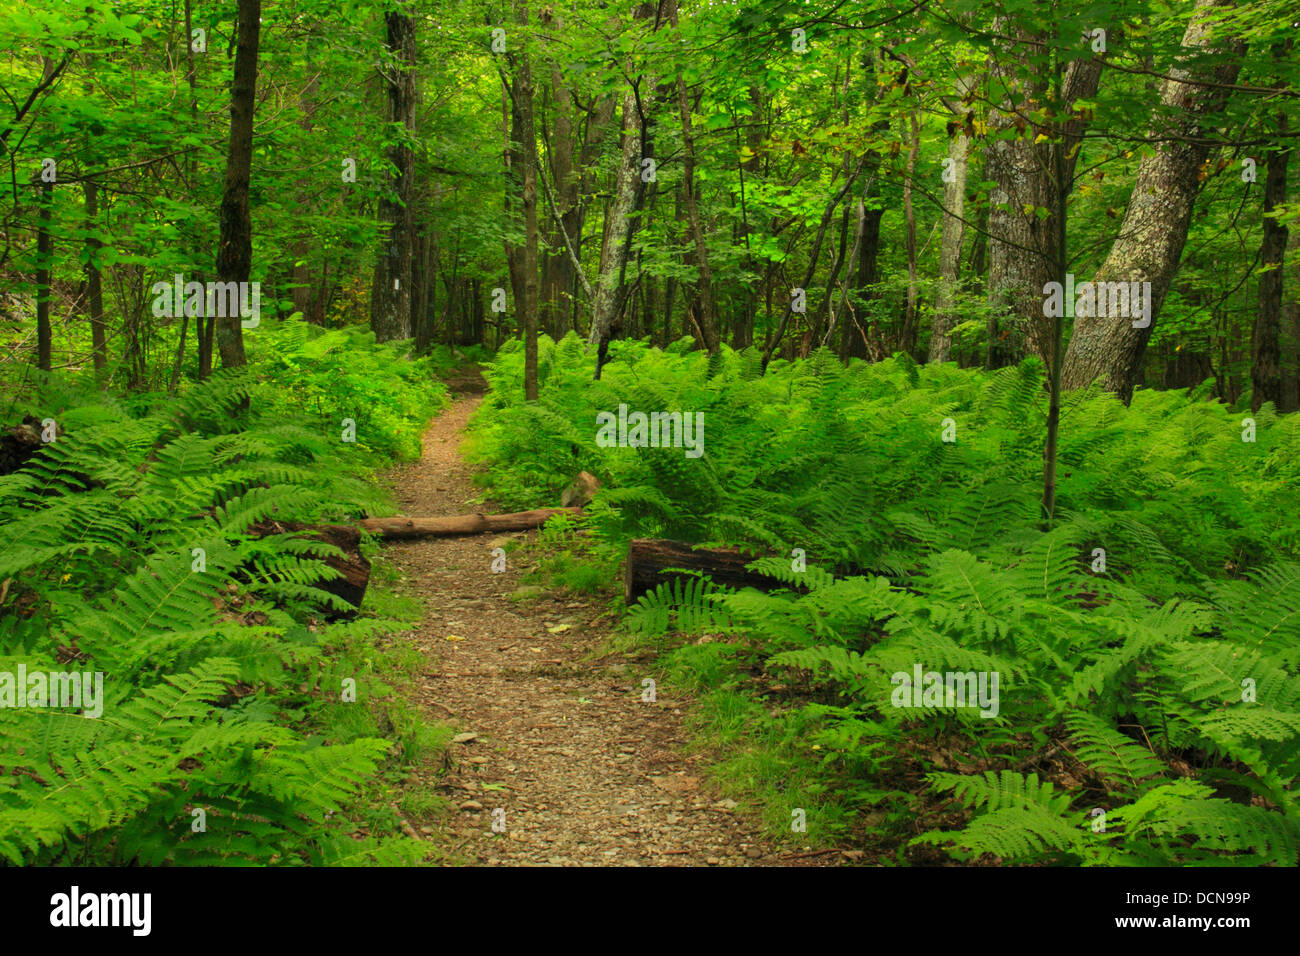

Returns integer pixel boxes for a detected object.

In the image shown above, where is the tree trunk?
[514,1,540,400]
[588,6,656,371]
[985,23,1102,370]
[249,520,371,615]
[213,0,260,371]
[35,179,53,373]
[412,227,431,351]
[291,68,322,325]
[1251,46,1291,413]
[541,57,576,340]
[82,179,106,378]
[503,78,525,335]
[930,74,976,363]
[1061,0,1244,399]
[762,161,862,370]
[673,44,720,354]
[901,110,920,355]
[588,87,645,369]
[369,9,416,343]
[984,22,1051,370]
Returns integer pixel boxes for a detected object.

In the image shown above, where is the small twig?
[784,848,841,861]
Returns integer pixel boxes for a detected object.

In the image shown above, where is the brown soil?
[380,369,800,866]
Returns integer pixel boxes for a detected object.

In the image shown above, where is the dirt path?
[382,371,783,866]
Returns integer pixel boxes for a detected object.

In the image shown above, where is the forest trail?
[382,368,787,866]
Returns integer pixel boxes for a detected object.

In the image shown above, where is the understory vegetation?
[469,334,1300,865]
[0,323,454,864]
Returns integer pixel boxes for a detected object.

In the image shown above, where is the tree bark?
[539,34,580,341]
[901,110,921,355]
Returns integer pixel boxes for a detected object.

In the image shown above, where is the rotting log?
[1,416,47,475]
[624,538,802,604]
[358,506,582,540]
[249,520,371,616]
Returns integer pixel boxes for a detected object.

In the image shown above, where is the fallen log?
[358,506,582,540]
[624,538,801,604]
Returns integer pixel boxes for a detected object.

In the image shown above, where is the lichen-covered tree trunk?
[214,0,260,371]
[587,87,644,367]
[1061,0,1243,399]
[369,9,416,343]
[929,75,976,364]
[588,4,658,373]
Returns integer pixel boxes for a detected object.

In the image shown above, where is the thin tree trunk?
[82,179,106,377]
[674,62,720,352]
[902,110,920,354]
[1042,38,1070,525]
[35,179,53,373]
[291,67,322,325]
[541,54,575,339]
[761,160,863,370]
[1252,108,1289,413]
[503,78,525,331]
[213,0,260,371]
[514,0,540,400]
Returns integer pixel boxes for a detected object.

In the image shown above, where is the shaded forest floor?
[380,367,815,865]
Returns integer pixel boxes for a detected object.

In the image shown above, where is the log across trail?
[378,374,805,865]
[359,507,581,539]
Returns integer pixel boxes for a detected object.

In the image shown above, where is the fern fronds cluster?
[1,332,445,865]
[472,333,1300,866]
